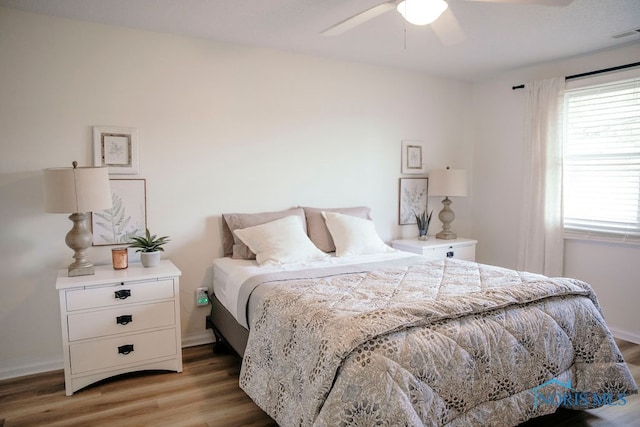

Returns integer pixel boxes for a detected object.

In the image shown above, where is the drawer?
[66,279,174,311]
[423,244,475,261]
[69,328,177,374]
[67,301,175,341]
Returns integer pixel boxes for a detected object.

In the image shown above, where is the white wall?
[471,42,640,343]
[0,8,473,378]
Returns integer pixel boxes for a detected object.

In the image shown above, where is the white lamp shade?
[44,165,112,213]
[397,0,448,26]
[429,168,468,197]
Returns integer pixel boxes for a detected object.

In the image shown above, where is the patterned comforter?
[239,257,637,426]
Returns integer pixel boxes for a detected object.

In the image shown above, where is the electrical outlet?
[195,287,209,306]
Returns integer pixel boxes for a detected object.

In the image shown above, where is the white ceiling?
[1,0,639,81]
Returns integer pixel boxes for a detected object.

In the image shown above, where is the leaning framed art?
[93,125,139,174]
[401,140,426,175]
[399,177,428,225]
[91,179,147,246]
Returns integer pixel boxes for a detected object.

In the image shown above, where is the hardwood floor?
[1,339,638,427]
[0,345,276,427]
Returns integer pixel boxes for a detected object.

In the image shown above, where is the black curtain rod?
[511,61,640,90]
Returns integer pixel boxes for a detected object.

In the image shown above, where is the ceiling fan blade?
[464,0,573,6]
[431,8,466,46]
[321,1,397,36]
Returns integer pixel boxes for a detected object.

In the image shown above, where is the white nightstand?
[55,260,182,395]
[391,237,477,261]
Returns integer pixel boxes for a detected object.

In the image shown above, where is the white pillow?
[321,211,395,257]
[233,215,329,266]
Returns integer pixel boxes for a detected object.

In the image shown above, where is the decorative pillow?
[222,207,307,259]
[233,216,329,266]
[303,206,372,252]
[322,211,395,257]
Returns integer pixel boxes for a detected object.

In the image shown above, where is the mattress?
[212,251,416,328]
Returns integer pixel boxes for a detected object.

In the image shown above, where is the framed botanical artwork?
[401,140,426,175]
[399,177,428,225]
[93,126,139,174]
[91,179,147,246]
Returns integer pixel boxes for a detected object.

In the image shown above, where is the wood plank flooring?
[1,339,638,426]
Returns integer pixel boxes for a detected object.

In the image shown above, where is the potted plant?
[128,228,170,267]
[415,210,433,240]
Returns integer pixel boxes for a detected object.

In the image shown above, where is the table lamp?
[429,167,467,240]
[44,161,112,276]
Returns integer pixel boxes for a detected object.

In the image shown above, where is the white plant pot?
[140,251,161,268]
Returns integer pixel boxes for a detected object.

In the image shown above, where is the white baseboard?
[609,326,640,345]
[0,359,63,381]
[181,330,215,348]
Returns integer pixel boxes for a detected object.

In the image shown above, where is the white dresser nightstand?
[55,260,182,395]
[391,237,477,261]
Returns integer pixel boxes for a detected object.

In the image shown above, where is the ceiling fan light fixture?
[397,0,448,26]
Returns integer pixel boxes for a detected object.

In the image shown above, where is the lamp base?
[65,213,96,277]
[435,230,457,240]
[68,264,95,277]
[435,197,458,240]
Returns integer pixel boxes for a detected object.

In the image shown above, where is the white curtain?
[517,77,565,276]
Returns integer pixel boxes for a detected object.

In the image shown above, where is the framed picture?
[401,140,426,175]
[93,126,139,174]
[92,179,147,246]
[399,177,428,225]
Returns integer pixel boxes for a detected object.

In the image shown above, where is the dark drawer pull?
[446,251,454,258]
[114,289,131,300]
[116,315,133,325]
[118,344,134,355]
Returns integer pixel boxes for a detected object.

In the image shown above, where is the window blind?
[563,77,640,239]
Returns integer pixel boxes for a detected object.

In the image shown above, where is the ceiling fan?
[321,0,574,45]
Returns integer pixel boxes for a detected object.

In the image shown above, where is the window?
[563,76,640,240]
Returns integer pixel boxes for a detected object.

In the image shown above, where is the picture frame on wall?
[93,126,139,174]
[401,140,426,175]
[399,177,428,225]
[91,179,147,246]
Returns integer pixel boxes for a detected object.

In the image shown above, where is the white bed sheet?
[212,251,416,324]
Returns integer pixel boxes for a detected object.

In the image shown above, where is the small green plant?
[415,210,433,233]
[128,228,170,253]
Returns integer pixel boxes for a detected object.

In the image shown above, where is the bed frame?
[205,293,249,357]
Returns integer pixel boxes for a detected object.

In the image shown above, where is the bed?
[207,206,637,426]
